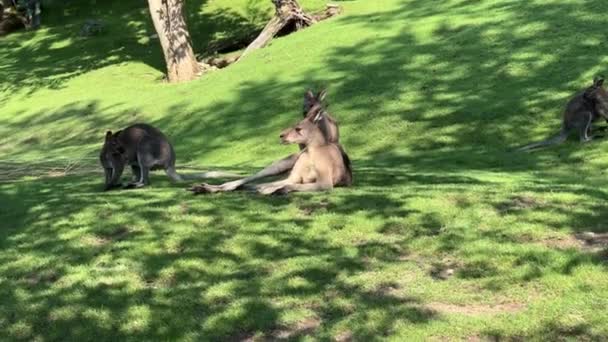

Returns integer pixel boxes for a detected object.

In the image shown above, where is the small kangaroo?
[100,123,238,190]
[255,104,353,195]
[190,89,346,193]
[518,76,608,151]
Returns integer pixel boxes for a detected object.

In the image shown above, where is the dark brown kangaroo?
[190,89,350,193]
[100,123,238,191]
[518,77,608,151]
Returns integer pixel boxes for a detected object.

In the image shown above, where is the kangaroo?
[255,103,352,195]
[518,76,608,151]
[100,123,238,191]
[190,89,347,193]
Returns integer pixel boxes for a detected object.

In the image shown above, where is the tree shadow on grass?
[483,321,607,341]
[0,1,163,95]
[0,174,438,340]
[0,0,275,95]
[301,0,608,171]
[3,0,608,339]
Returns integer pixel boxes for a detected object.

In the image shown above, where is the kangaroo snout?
[279,129,292,144]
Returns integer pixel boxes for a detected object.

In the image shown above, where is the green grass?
[2,0,608,340]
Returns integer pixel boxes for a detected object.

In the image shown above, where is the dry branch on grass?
[240,0,317,58]
[198,1,341,74]
[0,157,99,182]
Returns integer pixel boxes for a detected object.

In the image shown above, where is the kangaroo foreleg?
[103,168,122,191]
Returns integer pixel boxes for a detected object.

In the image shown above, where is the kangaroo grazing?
[518,77,608,151]
[100,123,238,191]
[189,89,347,193]
[255,103,353,195]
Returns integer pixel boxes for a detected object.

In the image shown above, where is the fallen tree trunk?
[197,2,341,74]
[0,12,26,36]
[312,3,341,21]
[239,0,317,59]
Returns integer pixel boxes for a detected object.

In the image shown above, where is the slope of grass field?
[1,0,608,340]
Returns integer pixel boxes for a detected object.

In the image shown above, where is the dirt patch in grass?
[536,235,583,250]
[426,302,525,316]
[22,270,60,286]
[464,335,496,342]
[334,330,354,342]
[430,258,461,280]
[99,226,131,242]
[229,314,321,340]
[84,226,133,248]
[397,254,461,280]
[431,334,499,342]
[226,331,257,342]
[271,317,321,340]
[82,234,111,247]
[575,232,608,251]
[497,195,546,214]
[374,281,402,297]
[534,232,608,254]
[298,200,330,216]
[0,159,98,182]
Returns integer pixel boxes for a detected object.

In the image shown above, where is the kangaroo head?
[280,104,326,146]
[100,130,126,189]
[584,76,607,102]
[303,88,327,115]
[101,130,126,157]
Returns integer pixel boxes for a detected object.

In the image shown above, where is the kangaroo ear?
[305,103,322,121]
[312,110,325,123]
[594,76,605,87]
[305,89,315,100]
[105,131,112,141]
[317,89,327,102]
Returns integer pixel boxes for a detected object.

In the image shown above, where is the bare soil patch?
[272,317,321,340]
[497,195,546,213]
[575,232,608,253]
[426,302,525,316]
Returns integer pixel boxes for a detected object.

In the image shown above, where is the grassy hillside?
[1,0,608,340]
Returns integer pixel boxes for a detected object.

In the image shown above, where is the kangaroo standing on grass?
[518,77,608,151]
[255,103,353,195]
[190,89,347,193]
[100,123,238,191]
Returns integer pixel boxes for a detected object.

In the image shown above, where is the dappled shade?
[1,0,608,340]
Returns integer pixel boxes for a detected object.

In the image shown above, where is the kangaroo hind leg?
[580,111,594,142]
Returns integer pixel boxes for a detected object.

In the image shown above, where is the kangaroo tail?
[180,171,241,180]
[166,166,183,182]
[517,130,569,152]
[166,166,240,182]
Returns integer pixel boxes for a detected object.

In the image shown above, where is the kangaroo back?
[337,144,353,186]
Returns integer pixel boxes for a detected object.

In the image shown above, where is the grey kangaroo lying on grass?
[100,123,238,191]
[189,89,350,193]
[254,103,353,195]
[518,76,608,151]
